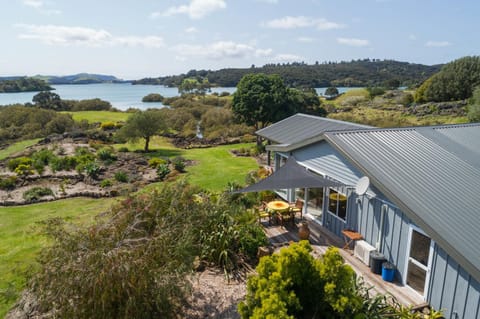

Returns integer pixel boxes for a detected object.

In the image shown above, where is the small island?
[142,93,164,102]
[0,77,52,93]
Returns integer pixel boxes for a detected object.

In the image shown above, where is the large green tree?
[287,88,326,117]
[232,73,292,145]
[32,91,64,110]
[415,56,480,102]
[117,109,166,152]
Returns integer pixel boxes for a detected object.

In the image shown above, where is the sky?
[1,0,479,80]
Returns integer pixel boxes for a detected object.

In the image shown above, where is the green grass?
[0,139,41,161]
[115,137,258,192]
[0,198,117,318]
[63,110,131,123]
[183,143,258,191]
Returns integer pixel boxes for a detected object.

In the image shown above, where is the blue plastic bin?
[381,262,395,282]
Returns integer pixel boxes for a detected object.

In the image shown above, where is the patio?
[260,216,425,308]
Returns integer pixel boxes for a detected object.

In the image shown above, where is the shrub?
[97,147,117,162]
[0,175,17,190]
[7,157,33,172]
[148,157,167,168]
[100,121,116,131]
[50,156,77,172]
[29,182,203,318]
[23,187,54,202]
[75,146,93,157]
[14,164,35,177]
[100,179,113,188]
[172,157,186,172]
[339,95,366,107]
[118,146,129,152]
[239,243,361,319]
[82,162,101,179]
[114,171,129,183]
[238,223,268,259]
[157,164,170,181]
[71,98,112,111]
[31,149,55,166]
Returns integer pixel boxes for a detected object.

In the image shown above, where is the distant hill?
[33,73,127,84]
[133,59,442,88]
[0,73,127,86]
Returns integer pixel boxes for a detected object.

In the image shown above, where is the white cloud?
[15,24,164,48]
[337,37,369,47]
[297,36,314,43]
[114,36,164,48]
[425,41,451,47]
[23,0,43,8]
[256,0,278,3]
[23,0,61,15]
[185,27,198,33]
[174,41,272,59]
[264,16,344,30]
[157,0,226,19]
[273,53,303,61]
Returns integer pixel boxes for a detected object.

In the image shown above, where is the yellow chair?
[255,203,271,224]
[278,210,294,227]
[290,199,304,219]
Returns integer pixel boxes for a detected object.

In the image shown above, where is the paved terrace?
[261,215,425,307]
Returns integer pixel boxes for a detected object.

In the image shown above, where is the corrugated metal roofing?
[324,123,480,283]
[256,113,371,145]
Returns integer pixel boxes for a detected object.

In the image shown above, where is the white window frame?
[327,188,348,222]
[403,224,435,300]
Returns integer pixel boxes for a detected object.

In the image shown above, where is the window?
[328,189,347,220]
[275,154,288,198]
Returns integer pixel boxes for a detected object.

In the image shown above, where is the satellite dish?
[355,176,370,195]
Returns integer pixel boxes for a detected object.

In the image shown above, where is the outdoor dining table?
[267,200,293,226]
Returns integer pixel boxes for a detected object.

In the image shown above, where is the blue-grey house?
[257,113,480,319]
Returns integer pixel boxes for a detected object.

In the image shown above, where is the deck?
[261,215,425,307]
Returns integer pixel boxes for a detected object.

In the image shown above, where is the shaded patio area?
[261,216,425,308]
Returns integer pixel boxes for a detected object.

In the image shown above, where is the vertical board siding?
[353,195,410,283]
[290,138,480,317]
[428,244,480,319]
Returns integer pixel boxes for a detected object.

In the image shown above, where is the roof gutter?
[266,134,328,152]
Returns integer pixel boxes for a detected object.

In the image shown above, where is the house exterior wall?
[294,141,364,186]
[289,140,479,317]
[428,244,480,319]
[346,192,411,284]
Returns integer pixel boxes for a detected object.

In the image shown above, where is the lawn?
[115,136,259,192]
[0,198,117,318]
[0,139,41,161]
[63,110,131,123]
[183,143,259,191]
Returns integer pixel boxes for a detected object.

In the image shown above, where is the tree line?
[0,77,52,93]
[132,59,441,88]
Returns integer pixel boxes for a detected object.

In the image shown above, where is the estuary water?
[0,83,361,111]
[0,83,236,111]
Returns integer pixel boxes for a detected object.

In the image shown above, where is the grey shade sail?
[235,157,344,193]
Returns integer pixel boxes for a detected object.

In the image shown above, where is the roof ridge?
[327,122,480,136]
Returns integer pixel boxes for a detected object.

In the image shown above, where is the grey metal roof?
[324,123,480,283]
[256,113,371,145]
